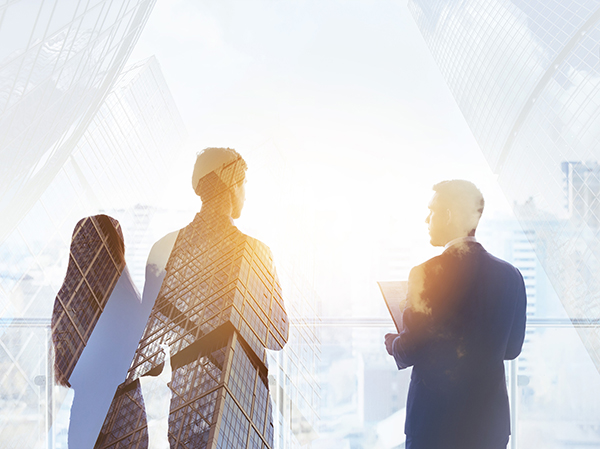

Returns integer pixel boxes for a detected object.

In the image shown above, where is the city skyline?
[4,1,600,448]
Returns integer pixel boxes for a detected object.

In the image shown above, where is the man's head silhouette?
[426,180,484,247]
[192,147,247,219]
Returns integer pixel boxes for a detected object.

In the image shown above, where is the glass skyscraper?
[409,1,600,446]
[266,272,320,449]
[408,0,600,369]
[96,156,289,449]
[51,215,126,388]
[0,54,186,320]
[0,0,157,243]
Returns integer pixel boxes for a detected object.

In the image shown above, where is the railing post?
[510,358,518,449]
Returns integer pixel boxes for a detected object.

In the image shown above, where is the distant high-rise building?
[562,161,600,228]
[479,211,547,380]
[267,272,320,449]
[409,0,600,370]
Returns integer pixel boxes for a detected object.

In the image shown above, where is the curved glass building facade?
[0,0,157,242]
[409,1,600,446]
[409,0,600,362]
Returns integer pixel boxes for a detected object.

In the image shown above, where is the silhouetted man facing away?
[95,148,288,449]
[385,180,526,449]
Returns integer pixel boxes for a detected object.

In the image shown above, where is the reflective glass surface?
[0,0,156,241]
[408,0,600,375]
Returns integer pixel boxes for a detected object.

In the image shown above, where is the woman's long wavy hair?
[51,215,126,387]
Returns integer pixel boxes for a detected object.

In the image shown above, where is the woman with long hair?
[51,215,147,448]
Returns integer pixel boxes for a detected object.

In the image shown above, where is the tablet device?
[377,281,408,333]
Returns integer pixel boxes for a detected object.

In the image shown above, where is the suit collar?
[443,238,483,257]
[444,236,477,250]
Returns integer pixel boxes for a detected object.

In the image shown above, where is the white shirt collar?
[444,236,477,250]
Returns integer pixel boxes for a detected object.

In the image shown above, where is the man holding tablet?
[384,180,527,449]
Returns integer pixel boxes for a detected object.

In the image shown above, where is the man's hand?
[385,333,399,355]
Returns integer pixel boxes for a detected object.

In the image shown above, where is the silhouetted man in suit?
[385,180,526,449]
[95,147,288,449]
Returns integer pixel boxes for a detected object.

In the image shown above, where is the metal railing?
[290,316,600,328]
[3,316,598,449]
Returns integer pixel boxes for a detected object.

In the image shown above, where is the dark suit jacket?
[391,241,526,449]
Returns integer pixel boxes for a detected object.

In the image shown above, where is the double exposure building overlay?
[64,55,187,291]
[244,143,321,449]
[0,2,320,448]
[0,1,186,445]
[96,157,289,449]
[408,0,600,370]
[51,215,126,389]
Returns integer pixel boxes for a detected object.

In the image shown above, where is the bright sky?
[130,0,515,315]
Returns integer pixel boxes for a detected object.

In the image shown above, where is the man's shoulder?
[147,230,180,274]
[483,249,523,280]
[411,242,520,279]
[460,243,524,283]
[418,253,444,269]
[410,253,444,276]
[243,233,270,249]
[242,233,275,262]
